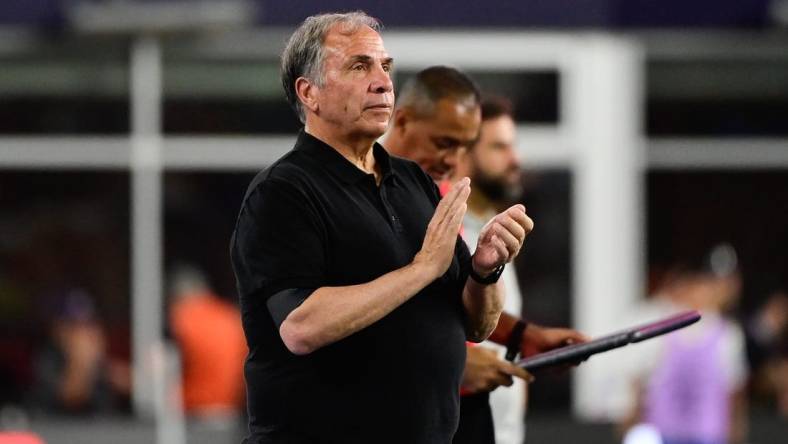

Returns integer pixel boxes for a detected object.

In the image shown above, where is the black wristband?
[505,320,528,362]
[469,264,505,285]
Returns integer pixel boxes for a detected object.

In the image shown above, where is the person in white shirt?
[385,73,587,444]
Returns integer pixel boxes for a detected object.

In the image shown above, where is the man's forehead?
[323,24,389,60]
[431,100,480,131]
[441,99,480,118]
[479,117,516,144]
[481,115,516,135]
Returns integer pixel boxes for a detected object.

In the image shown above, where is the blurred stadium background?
[1,1,787,443]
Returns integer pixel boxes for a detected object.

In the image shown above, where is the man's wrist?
[408,258,439,286]
[505,319,528,361]
[470,254,498,277]
[469,263,504,285]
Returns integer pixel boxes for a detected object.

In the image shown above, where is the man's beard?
[472,167,522,204]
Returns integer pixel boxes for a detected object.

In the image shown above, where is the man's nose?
[443,147,463,167]
[370,65,393,94]
[506,148,520,168]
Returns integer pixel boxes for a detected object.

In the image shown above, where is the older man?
[385,72,587,444]
[231,12,533,444]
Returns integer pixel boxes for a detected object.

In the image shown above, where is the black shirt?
[231,130,472,444]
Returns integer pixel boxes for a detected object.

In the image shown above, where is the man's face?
[470,115,522,202]
[313,24,394,139]
[395,98,481,181]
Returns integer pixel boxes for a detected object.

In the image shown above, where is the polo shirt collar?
[295,129,397,185]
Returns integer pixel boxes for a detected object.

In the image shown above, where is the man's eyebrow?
[432,136,462,147]
[347,55,394,65]
[348,55,373,64]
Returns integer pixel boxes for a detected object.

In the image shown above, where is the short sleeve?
[231,177,326,307]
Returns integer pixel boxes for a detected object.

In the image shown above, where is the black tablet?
[516,310,701,372]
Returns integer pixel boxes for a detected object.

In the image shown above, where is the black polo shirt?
[231,129,472,444]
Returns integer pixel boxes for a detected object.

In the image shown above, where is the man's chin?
[360,119,391,138]
[357,124,388,140]
[428,171,448,183]
[506,173,522,188]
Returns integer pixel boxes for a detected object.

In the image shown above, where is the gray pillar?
[130,35,163,418]
[565,35,646,419]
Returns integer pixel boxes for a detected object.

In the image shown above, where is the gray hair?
[396,66,481,119]
[281,11,381,123]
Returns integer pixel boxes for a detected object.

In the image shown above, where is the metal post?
[130,35,163,419]
[566,35,646,419]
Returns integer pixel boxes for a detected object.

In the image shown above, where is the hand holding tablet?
[516,310,701,372]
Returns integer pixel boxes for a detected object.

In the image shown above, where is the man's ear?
[295,77,319,114]
[393,108,410,135]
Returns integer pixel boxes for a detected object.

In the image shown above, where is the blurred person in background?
[29,288,130,416]
[745,289,787,371]
[385,69,586,444]
[621,244,749,444]
[743,289,788,417]
[453,94,588,444]
[168,265,246,421]
[773,353,788,417]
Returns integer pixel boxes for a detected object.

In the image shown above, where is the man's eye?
[382,64,391,72]
[352,64,366,71]
[435,141,457,150]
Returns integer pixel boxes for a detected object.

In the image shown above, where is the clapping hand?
[472,204,533,276]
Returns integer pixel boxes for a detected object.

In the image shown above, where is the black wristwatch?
[469,264,505,285]
[505,320,528,361]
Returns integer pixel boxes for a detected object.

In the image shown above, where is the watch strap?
[469,263,505,285]
[505,319,528,361]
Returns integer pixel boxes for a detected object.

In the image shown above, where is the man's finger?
[477,221,494,247]
[433,177,467,218]
[504,205,533,233]
[574,331,592,343]
[492,372,514,388]
[500,361,535,383]
[498,207,533,243]
[499,203,526,214]
[490,222,521,259]
[446,202,468,233]
[557,328,591,344]
[444,177,470,209]
[436,179,470,229]
[494,215,526,243]
[489,234,510,263]
[444,188,470,230]
[522,213,534,234]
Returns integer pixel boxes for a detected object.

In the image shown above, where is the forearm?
[462,203,532,342]
[487,312,521,345]
[280,261,435,355]
[281,177,473,355]
[462,277,505,342]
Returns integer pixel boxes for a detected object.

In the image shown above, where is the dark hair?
[396,66,480,118]
[281,12,381,123]
[51,287,97,322]
[480,96,514,121]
